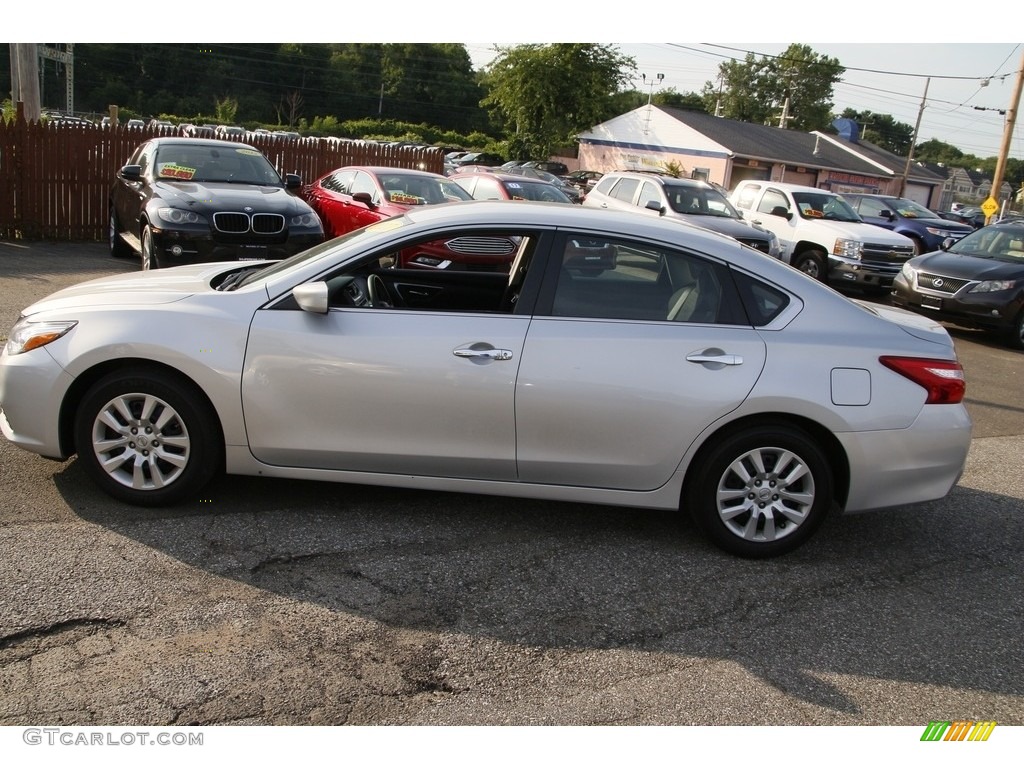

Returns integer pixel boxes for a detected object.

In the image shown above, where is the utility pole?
[989,48,1024,220]
[9,43,41,120]
[899,77,930,197]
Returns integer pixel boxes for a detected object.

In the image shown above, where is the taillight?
[879,356,966,404]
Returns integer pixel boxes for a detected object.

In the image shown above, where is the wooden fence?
[0,115,444,242]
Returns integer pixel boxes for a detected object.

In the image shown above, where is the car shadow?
[59,458,1024,716]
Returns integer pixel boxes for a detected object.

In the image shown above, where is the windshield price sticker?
[158,164,197,180]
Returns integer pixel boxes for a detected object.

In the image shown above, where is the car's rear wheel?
[74,369,221,506]
[792,250,827,282]
[109,207,132,259]
[685,425,833,558]
[140,224,160,270]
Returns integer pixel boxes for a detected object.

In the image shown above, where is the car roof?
[605,171,711,189]
[334,166,449,179]
[145,137,260,151]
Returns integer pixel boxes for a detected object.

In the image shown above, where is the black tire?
[109,206,132,259]
[73,369,221,506]
[909,236,927,257]
[685,425,833,558]
[140,223,160,270]
[792,250,827,282]
[1007,309,1024,351]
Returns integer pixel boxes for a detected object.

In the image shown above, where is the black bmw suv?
[109,138,324,269]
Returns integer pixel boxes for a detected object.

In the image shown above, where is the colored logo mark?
[921,721,996,742]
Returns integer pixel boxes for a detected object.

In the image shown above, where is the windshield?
[891,198,939,219]
[666,185,740,218]
[153,144,283,185]
[792,192,861,222]
[502,180,573,203]
[377,173,474,205]
[948,224,1024,262]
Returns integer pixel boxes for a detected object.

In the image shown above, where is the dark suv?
[843,194,974,255]
[583,172,781,257]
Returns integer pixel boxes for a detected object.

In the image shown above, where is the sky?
[463,42,1023,161]
[14,12,1023,161]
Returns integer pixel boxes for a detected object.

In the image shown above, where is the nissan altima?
[0,203,972,558]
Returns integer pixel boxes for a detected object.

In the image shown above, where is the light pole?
[643,73,665,106]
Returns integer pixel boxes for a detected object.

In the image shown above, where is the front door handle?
[454,344,513,362]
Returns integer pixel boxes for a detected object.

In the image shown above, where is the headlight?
[5,319,77,355]
[290,213,320,227]
[925,226,954,237]
[900,262,917,281]
[970,279,1019,293]
[767,231,783,258]
[833,238,863,260]
[156,207,205,225]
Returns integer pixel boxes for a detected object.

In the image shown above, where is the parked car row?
[105,134,1024,349]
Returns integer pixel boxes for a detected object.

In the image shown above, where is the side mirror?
[120,164,142,182]
[644,200,666,215]
[880,210,895,221]
[941,237,956,251]
[293,281,329,314]
[284,173,302,189]
[352,191,375,207]
[770,206,792,220]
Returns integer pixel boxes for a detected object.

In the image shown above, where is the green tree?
[482,44,636,159]
[838,109,914,155]
[701,44,844,132]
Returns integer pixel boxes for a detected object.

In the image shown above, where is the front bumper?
[0,345,75,460]
[829,257,904,288]
[152,228,323,267]
[891,274,1023,333]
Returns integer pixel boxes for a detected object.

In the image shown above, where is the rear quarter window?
[731,271,791,326]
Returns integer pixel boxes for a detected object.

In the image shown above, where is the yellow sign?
[981,196,999,217]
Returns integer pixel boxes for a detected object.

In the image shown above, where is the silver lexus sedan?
[0,202,972,558]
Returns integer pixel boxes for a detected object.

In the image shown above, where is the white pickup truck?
[730,180,916,290]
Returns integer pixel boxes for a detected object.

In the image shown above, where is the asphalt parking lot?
[0,240,1022,728]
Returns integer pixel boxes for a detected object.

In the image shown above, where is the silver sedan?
[0,202,972,557]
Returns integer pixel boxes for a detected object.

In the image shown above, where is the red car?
[304,166,517,271]
[303,166,473,239]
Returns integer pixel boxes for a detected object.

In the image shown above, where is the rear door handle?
[687,350,743,367]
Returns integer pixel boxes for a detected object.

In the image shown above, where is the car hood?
[911,251,1024,280]
[684,215,769,240]
[19,263,233,317]
[153,181,312,214]
[812,220,913,245]
[911,216,974,233]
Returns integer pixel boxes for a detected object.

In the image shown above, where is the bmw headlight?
[970,279,1019,293]
[833,238,863,260]
[5,318,77,355]
[156,207,205,225]
[290,212,321,228]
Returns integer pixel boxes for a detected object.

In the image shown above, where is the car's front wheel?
[1008,309,1024,350]
[74,369,221,506]
[140,224,160,270]
[685,425,833,558]
[792,250,827,282]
